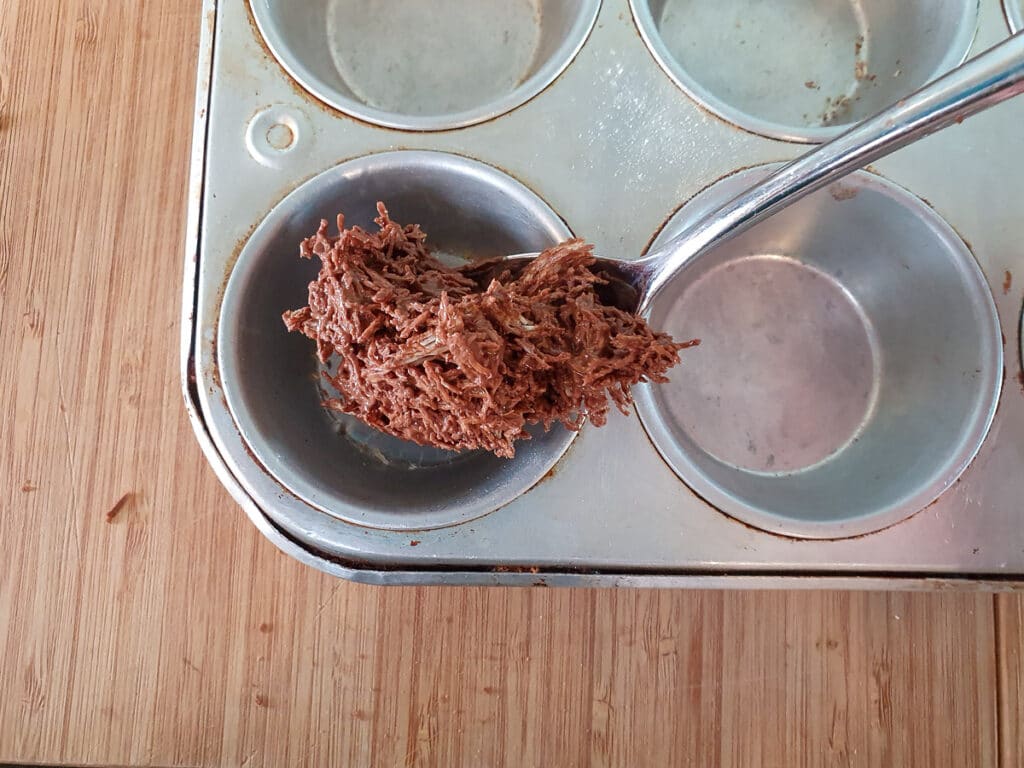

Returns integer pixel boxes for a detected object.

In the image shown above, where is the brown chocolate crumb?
[284,204,695,458]
[104,492,133,523]
[804,80,819,90]
[1003,270,1012,295]
[21,482,37,493]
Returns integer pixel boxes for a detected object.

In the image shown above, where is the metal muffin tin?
[183,0,1024,587]
[1008,0,1024,33]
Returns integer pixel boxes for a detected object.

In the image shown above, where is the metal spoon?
[470,32,1024,316]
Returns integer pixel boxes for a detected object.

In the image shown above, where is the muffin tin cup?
[249,0,601,131]
[630,0,980,142]
[217,150,576,531]
[634,165,1002,539]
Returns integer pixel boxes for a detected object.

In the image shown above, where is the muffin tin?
[183,0,1024,587]
[1008,0,1024,33]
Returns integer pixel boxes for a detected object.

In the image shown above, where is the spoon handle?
[640,31,1024,314]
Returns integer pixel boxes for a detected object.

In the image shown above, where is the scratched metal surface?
[184,0,1024,583]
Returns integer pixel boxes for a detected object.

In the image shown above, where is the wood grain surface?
[998,595,1024,768]
[0,1,1020,766]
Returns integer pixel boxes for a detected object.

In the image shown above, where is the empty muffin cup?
[218,151,576,530]
[633,165,1001,538]
[630,0,979,142]
[249,0,601,131]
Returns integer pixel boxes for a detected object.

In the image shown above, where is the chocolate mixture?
[283,204,697,458]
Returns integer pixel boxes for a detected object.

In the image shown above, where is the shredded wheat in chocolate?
[283,204,696,458]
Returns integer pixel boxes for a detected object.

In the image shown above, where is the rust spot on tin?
[830,185,858,201]
[409,540,421,547]
[493,565,540,574]
[104,492,134,523]
[21,482,37,493]
[1003,270,1012,295]
[532,579,549,587]
[804,80,819,90]
[266,122,295,150]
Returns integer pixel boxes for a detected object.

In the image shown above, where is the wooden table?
[1,2,1022,765]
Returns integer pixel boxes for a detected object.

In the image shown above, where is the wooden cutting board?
[0,1,1020,765]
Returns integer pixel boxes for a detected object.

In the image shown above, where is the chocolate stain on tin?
[830,185,858,201]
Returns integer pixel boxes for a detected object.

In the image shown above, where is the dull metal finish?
[249,0,601,131]
[184,0,1024,586]
[630,0,981,143]
[635,166,1001,538]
